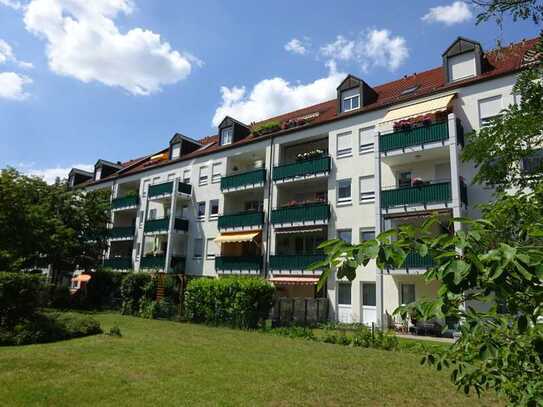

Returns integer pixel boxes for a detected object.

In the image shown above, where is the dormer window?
[448,52,476,82]
[95,167,102,181]
[443,37,483,84]
[171,142,181,159]
[341,89,360,112]
[220,127,233,146]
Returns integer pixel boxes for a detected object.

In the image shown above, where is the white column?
[261,141,274,278]
[374,131,385,329]
[136,181,150,272]
[448,113,462,230]
[164,179,179,273]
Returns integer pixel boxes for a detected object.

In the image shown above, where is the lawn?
[0,313,502,406]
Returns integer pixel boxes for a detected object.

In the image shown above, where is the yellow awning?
[381,93,456,124]
[214,231,261,244]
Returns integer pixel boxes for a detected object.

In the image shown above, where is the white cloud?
[0,72,32,100]
[320,35,355,61]
[23,163,94,184]
[422,1,473,25]
[0,39,33,69]
[0,0,22,10]
[284,38,309,55]
[22,0,196,95]
[212,61,345,127]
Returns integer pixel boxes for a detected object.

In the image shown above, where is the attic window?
[171,143,181,159]
[401,85,419,95]
[220,127,233,146]
[95,167,102,181]
[341,88,360,112]
[448,52,476,82]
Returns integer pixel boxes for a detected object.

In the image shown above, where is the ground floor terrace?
[0,313,502,406]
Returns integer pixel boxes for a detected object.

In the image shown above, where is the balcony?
[221,169,266,192]
[103,257,132,270]
[380,121,454,153]
[144,217,170,234]
[272,156,331,182]
[111,195,139,211]
[218,211,264,230]
[269,254,326,273]
[109,226,136,240]
[271,202,330,226]
[177,182,192,195]
[404,252,434,269]
[381,182,452,210]
[140,255,185,272]
[215,256,263,274]
[148,181,173,198]
[174,218,189,232]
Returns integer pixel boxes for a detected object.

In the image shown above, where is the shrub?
[265,326,315,340]
[108,325,122,337]
[0,312,102,346]
[47,285,71,309]
[0,272,44,327]
[120,273,153,315]
[82,270,125,310]
[185,277,275,329]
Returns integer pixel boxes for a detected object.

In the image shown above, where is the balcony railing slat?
[103,257,132,270]
[218,211,264,229]
[404,252,434,269]
[148,182,173,198]
[178,182,192,195]
[381,182,451,209]
[272,156,331,181]
[215,256,263,271]
[380,121,449,152]
[111,195,139,210]
[140,255,166,269]
[269,254,326,270]
[221,169,266,191]
[271,203,330,224]
[144,217,170,233]
[110,226,136,239]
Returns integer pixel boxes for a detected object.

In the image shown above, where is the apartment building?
[69,36,538,328]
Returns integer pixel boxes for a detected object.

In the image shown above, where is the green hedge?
[0,272,44,327]
[83,270,125,310]
[185,277,275,329]
[120,273,154,316]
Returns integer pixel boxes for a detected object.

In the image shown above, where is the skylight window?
[401,85,419,95]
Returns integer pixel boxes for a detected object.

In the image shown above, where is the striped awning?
[381,93,456,124]
[214,231,261,244]
[270,276,320,286]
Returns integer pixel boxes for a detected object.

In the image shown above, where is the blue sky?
[0,0,538,182]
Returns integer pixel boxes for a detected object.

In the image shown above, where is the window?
[142,179,150,197]
[337,132,352,158]
[197,202,206,220]
[341,88,360,112]
[398,171,412,188]
[360,228,375,242]
[400,85,419,95]
[167,173,175,181]
[245,200,262,212]
[478,95,503,126]
[212,162,222,183]
[521,149,543,174]
[206,238,217,259]
[359,126,375,154]
[448,52,476,82]
[337,229,352,244]
[359,176,375,203]
[199,166,208,186]
[182,169,191,184]
[152,176,160,184]
[362,283,376,306]
[209,199,219,219]
[149,208,157,220]
[337,179,352,204]
[220,127,233,145]
[95,167,102,181]
[193,238,203,259]
[171,143,181,159]
[338,282,352,305]
[400,284,416,305]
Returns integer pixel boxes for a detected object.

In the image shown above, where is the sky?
[0,0,539,183]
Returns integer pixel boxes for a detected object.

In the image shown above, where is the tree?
[0,168,110,280]
[471,0,543,25]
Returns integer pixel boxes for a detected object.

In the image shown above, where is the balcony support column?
[448,113,462,231]
[374,131,386,329]
[164,178,179,273]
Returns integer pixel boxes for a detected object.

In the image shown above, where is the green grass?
[0,313,502,406]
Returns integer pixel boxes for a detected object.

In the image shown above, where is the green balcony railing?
[140,255,166,269]
[215,256,263,271]
[381,182,452,209]
[103,257,132,270]
[403,252,434,269]
[144,217,170,233]
[269,254,326,271]
[221,169,266,191]
[109,226,135,239]
[380,121,450,153]
[178,182,192,195]
[174,218,189,232]
[272,156,331,181]
[271,202,330,225]
[148,181,173,198]
[218,211,264,229]
[111,195,139,210]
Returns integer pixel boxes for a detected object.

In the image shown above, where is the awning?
[270,276,320,286]
[381,93,456,124]
[72,274,91,283]
[214,231,261,244]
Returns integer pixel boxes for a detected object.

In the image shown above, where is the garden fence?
[270,297,330,326]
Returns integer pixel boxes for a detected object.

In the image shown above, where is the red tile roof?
[87,38,539,186]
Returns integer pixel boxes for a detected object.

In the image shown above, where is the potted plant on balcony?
[296,148,325,162]
[411,177,425,187]
[393,119,412,132]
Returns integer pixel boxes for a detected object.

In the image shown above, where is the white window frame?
[167,173,175,181]
[359,175,375,203]
[197,201,206,220]
[206,238,217,259]
[211,162,222,183]
[337,282,352,305]
[478,95,503,127]
[359,126,375,155]
[199,166,209,186]
[220,127,233,146]
[337,229,352,244]
[342,93,360,112]
[182,169,191,184]
[209,199,219,220]
[360,228,376,242]
[336,132,353,158]
[337,179,352,205]
[193,238,204,259]
[171,143,181,159]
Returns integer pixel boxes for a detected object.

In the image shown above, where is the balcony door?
[360,282,377,326]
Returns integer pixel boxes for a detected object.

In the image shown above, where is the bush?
[0,272,44,327]
[82,270,125,310]
[47,285,71,309]
[108,325,122,337]
[265,326,316,340]
[0,312,102,346]
[185,277,275,329]
[120,273,153,315]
